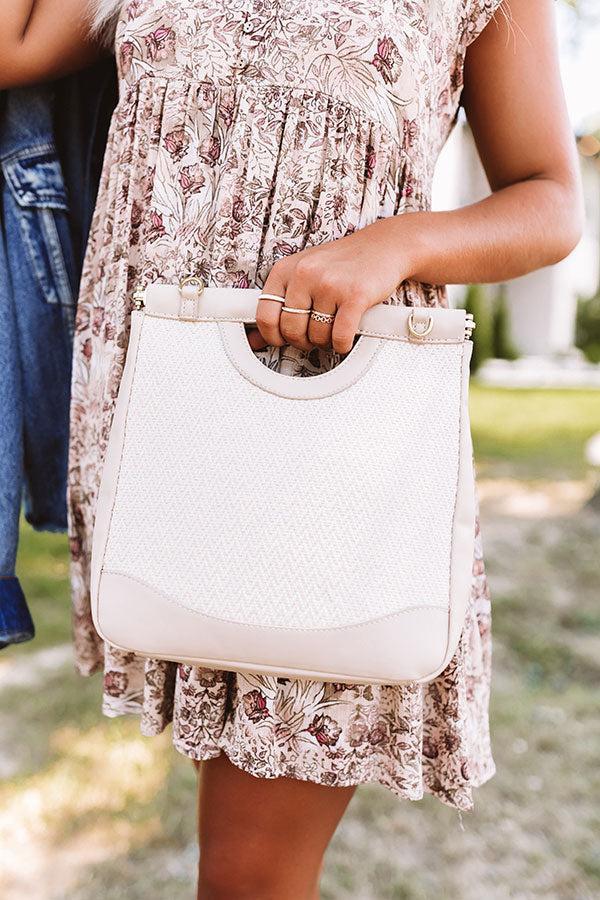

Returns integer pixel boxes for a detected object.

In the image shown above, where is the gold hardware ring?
[258,293,286,304]
[407,313,434,339]
[179,275,205,293]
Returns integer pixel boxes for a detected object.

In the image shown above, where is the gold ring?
[310,310,336,325]
[258,293,286,304]
[281,306,312,315]
[407,313,434,339]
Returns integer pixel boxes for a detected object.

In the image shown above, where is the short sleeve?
[462,0,508,48]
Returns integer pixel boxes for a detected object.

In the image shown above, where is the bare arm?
[0,1,104,89]
[254,0,584,354]
[404,0,584,285]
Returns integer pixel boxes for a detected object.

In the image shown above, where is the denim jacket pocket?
[3,146,75,311]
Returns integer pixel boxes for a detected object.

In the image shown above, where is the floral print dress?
[69,0,504,810]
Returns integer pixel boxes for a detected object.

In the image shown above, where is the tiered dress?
[69,0,504,810]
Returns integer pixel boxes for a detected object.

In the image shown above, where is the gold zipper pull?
[132,283,146,311]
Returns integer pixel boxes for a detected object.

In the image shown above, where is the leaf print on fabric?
[68,0,500,812]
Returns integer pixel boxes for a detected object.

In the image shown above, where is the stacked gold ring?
[310,310,336,324]
[258,293,286,304]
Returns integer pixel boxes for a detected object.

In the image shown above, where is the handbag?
[91,278,476,685]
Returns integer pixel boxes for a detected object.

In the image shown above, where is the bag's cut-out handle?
[218,322,385,400]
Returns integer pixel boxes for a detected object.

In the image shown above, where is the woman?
[1,1,582,897]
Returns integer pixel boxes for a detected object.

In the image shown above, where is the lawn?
[0,387,599,899]
[470,385,600,478]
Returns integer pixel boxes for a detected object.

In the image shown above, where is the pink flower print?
[104,321,116,342]
[347,717,369,747]
[332,192,346,221]
[243,689,270,722]
[450,59,464,94]
[164,127,189,161]
[69,536,82,562]
[437,88,450,116]
[368,719,389,745]
[119,41,134,75]
[148,210,166,241]
[402,173,415,198]
[179,164,205,195]
[231,196,245,222]
[197,80,217,110]
[365,143,377,180]
[130,199,143,230]
[220,92,236,127]
[91,307,104,337]
[199,135,221,167]
[444,731,461,754]
[127,0,142,20]
[144,27,176,63]
[307,714,342,747]
[371,36,403,85]
[231,270,251,289]
[104,670,128,697]
[422,736,439,759]
[274,241,297,258]
[178,665,191,682]
[402,119,419,150]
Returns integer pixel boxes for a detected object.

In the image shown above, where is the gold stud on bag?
[91,281,476,685]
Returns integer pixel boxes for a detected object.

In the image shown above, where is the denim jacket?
[0,62,117,648]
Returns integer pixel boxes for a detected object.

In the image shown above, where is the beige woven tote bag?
[91,279,476,685]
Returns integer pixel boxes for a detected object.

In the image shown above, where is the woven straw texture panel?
[103,318,465,629]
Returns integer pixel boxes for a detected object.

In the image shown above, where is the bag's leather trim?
[438,340,475,673]
[91,312,145,600]
[143,283,468,344]
[94,570,452,685]
[220,322,385,400]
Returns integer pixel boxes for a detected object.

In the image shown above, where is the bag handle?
[136,281,475,344]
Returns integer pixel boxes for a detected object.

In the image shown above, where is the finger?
[256,266,287,348]
[331,303,363,355]
[246,327,269,350]
[280,282,313,351]
[307,293,337,349]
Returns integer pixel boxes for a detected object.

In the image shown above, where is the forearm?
[1,0,101,89]
[391,176,583,288]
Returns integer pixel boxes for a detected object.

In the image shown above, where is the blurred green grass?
[470,385,600,477]
[1,386,599,899]
[13,528,71,653]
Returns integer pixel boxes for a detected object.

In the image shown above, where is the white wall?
[432,122,600,356]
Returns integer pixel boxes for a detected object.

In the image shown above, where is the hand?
[247,218,418,355]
